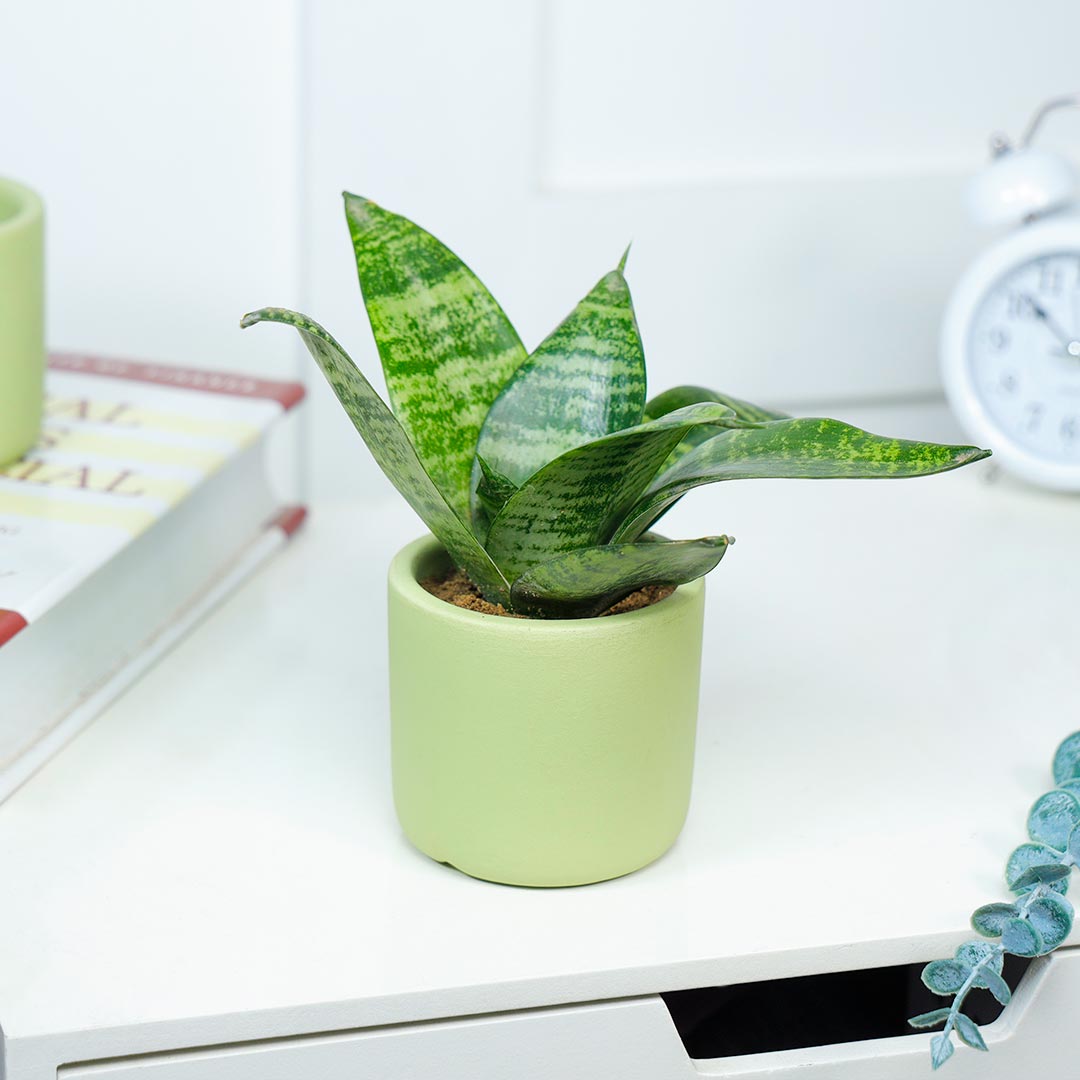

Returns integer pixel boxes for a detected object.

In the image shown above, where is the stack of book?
[0,353,305,801]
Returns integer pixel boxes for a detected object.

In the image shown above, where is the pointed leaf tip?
[618,243,632,273]
[930,1033,954,1069]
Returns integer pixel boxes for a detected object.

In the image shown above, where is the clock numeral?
[1062,416,1078,443]
[1007,292,1037,319]
[1039,263,1064,294]
[1025,402,1044,431]
[999,372,1017,394]
[987,327,1010,351]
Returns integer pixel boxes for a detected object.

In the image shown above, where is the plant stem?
[941,948,1005,1047]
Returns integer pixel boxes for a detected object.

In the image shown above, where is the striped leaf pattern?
[474,455,518,537]
[613,417,991,542]
[644,384,790,472]
[344,193,526,523]
[247,195,991,618]
[475,263,646,503]
[510,535,732,618]
[484,402,739,582]
[240,307,510,603]
[644,384,789,424]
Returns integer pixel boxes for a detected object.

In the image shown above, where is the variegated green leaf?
[613,417,991,542]
[240,307,510,603]
[642,384,790,473]
[475,262,646,511]
[644,384,790,424]
[509,535,731,618]
[343,193,526,523]
[474,455,518,536]
[484,402,739,582]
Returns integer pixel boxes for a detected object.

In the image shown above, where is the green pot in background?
[388,535,706,887]
[0,177,44,467]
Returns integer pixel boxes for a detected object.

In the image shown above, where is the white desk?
[2,402,1079,1079]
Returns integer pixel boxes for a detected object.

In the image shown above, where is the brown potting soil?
[420,566,674,619]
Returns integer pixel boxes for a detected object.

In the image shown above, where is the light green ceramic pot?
[0,178,44,467]
[388,535,706,887]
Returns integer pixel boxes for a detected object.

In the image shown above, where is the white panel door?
[301,0,1080,500]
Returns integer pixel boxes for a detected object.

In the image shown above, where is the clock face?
[968,251,1080,464]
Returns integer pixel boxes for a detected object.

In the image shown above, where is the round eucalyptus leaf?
[971,902,1018,938]
[922,959,967,996]
[1026,790,1080,852]
[1026,893,1074,952]
[955,939,1003,987]
[1007,843,1069,895]
[1053,731,1080,786]
[1070,823,1080,865]
[1057,778,1080,800]
[954,1013,988,1052]
[1011,863,1072,891]
[1001,916,1045,957]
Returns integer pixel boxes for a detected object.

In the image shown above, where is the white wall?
[6,0,1080,501]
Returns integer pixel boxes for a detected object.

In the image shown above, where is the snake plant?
[242,194,990,618]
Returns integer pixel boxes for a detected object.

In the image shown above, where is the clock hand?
[1027,297,1080,356]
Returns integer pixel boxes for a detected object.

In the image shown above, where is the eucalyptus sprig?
[243,194,990,617]
[912,730,1080,1068]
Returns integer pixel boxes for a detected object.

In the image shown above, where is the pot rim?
[0,177,43,236]
[389,533,705,631]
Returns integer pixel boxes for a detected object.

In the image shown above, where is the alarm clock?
[941,94,1080,490]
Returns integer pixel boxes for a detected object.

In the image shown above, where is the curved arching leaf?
[1007,843,1069,895]
[475,262,646,502]
[1028,789,1080,850]
[509,535,731,618]
[1053,731,1080,786]
[644,384,789,425]
[612,417,991,542]
[240,308,509,603]
[641,384,790,477]
[343,193,527,523]
[484,402,739,582]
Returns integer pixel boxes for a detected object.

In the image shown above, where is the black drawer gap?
[661,955,1031,1059]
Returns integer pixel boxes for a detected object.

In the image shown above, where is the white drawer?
[58,998,695,1080]
[56,948,1079,1080]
